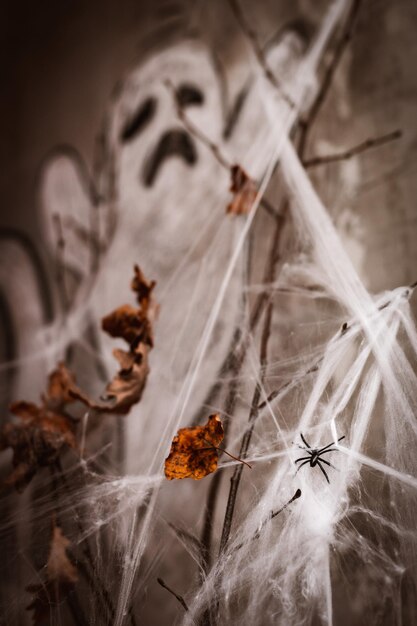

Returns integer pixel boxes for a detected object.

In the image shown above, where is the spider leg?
[318,436,345,454]
[300,433,311,449]
[317,461,330,483]
[295,456,311,464]
[295,459,311,475]
[295,444,308,451]
[318,448,337,456]
[319,458,338,471]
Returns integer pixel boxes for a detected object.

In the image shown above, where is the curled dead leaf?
[102,303,153,347]
[1,265,157,491]
[67,265,156,415]
[44,362,87,409]
[226,164,257,215]
[26,521,78,626]
[164,414,224,480]
[0,401,77,491]
[131,263,156,312]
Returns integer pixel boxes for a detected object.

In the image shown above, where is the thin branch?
[258,361,320,411]
[165,79,231,170]
[219,214,283,553]
[227,0,296,109]
[271,488,302,519]
[298,0,364,158]
[165,79,283,221]
[54,462,119,623]
[157,577,189,612]
[233,489,302,551]
[168,522,202,553]
[199,377,239,576]
[303,129,402,168]
[258,279,417,411]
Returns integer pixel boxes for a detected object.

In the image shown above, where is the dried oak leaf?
[26,522,78,626]
[164,414,224,480]
[0,401,76,492]
[226,164,257,215]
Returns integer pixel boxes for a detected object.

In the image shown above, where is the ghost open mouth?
[143,129,197,187]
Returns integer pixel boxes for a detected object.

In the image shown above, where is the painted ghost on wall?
[0,33,308,473]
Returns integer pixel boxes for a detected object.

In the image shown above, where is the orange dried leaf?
[164,414,224,480]
[26,521,78,626]
[226,164,257,215]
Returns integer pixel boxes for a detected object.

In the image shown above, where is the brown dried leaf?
[1,266,156,491]
[46,523,78,583]
[69,265,156,415]
[131,263,156,312]
[102,303,153,347]
[103,346,149,413]
[1,402,76,491]
[45,362,85,409]
[26,522,78,626]
[226,164,257,215]
[164,414,224,480]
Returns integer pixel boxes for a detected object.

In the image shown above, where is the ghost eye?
[175,84,204,108]
[120,97,157,142]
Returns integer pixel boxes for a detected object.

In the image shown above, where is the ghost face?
[107,42,228,272]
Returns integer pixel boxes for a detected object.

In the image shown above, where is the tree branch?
[303,129,402,168]
[157,577,189,612]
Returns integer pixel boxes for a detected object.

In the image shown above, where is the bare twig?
[258,361,321,411]
[165,79,231,170]
[54,462,120,624]
[165,79,283,221]
[219,213,282,553]
[303,129,402,168]
[227,0,296,109]
[271,488,302,519]
[168,521,202,553]
[200,377,239,574]
[233,488,302,551]
[157,577,189,612]
[298,0,364,158]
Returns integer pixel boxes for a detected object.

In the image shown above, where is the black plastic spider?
[294,433,345,483]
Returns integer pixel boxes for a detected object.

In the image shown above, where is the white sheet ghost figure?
[2,34,308,473]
